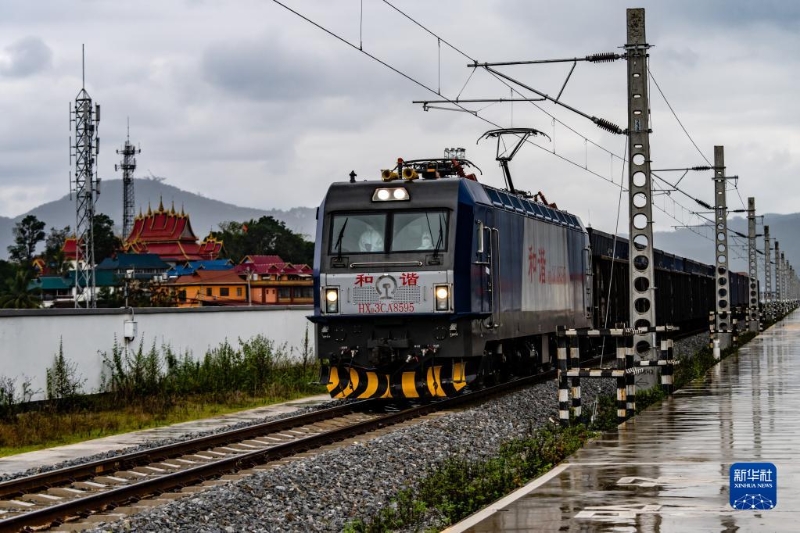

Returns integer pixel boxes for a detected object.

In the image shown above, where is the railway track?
[0,330,706,532]
[0,373,551,532]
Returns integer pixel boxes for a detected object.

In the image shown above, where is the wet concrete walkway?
[0,394,331,477]
[448,311,800,532]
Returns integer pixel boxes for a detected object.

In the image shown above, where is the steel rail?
[0,376,552,532]
[0,400,377,500]
[1,339,708,531]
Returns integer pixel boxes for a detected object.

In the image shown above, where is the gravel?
[80,378,615,533]
[9,334,709,532]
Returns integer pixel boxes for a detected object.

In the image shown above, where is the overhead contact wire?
[383,0,627,164]
[648,66,711,167]
[272,0,626,192]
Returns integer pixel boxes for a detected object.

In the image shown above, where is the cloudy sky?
[0,0,798,239]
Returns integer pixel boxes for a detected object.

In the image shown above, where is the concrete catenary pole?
[764,225,771,320]
[775,241,782,305]
[625,9,658,385]
[747,197,759,332]
[781,252,787,307]
[713,146,732,348]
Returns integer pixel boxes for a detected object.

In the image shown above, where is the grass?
[1,331,327,457]
[344,425,594,533]
[0,389,325,457]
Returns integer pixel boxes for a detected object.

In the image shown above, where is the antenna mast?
[70,44,101,308]
[117,118,140,239]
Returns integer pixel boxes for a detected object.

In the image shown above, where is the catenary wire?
[272,0,627,192]
[274,1,748,248]
[647,65,711,167]
[382,0,627,164]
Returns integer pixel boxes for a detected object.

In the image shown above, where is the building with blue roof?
[166,259,233,278]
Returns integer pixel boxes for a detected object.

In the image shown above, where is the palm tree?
[0,269,42,309]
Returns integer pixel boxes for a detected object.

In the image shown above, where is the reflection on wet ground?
[450,313,800,532]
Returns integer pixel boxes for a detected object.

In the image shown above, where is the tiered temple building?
[123,201,222,263]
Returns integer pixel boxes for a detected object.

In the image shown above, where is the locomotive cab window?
[390,210,448,252]
[329,213,387,254]
[329,210,448,254]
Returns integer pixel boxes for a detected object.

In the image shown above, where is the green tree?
[7,215,46,265]
[93,213,121,263]
[0,268,42,309]
[0,259,15,293]
[212,216,313,265]
[44,225,70,275]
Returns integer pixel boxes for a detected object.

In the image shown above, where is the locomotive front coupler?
[331,346,359,366]
[369,344,397,366]
[409,345,441,365]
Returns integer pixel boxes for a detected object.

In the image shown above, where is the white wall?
[0,306,314,399]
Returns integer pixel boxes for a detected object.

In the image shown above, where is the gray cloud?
[0,0,797,239]
[0,36,52,77]
[201,38,328,101]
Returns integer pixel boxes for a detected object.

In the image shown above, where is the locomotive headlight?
[372,187,410,202]
[434,284,450,311]
[324,287,339,314]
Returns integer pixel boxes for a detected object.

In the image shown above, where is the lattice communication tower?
[116,120,140,239]
[70,49,101,308]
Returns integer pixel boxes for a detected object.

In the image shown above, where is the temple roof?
[125,200,197,245]
[122,201,223,262]
[125,239,223,262]
[62,237,84,260]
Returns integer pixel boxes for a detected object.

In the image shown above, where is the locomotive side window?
[329,213,387,254]
[390,210,448,252]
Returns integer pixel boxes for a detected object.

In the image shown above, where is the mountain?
[2,180,798,279]
[0,178,318,258]
[652,212,800,280]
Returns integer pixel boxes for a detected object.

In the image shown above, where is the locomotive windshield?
[329,210,448,254]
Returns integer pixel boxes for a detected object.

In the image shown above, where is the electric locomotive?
[310,152,592,399]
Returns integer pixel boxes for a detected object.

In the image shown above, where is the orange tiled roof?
[241,255,284,265]
[233,261,311,276]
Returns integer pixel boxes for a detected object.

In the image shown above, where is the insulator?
[691,166,712,171]
[593,117,624,135]
[586,52,621,63]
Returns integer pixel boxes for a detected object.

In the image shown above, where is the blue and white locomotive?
[310,147,592,399]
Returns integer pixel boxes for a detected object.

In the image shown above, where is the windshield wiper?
[334,218,348,259]
[433,213,444,259]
